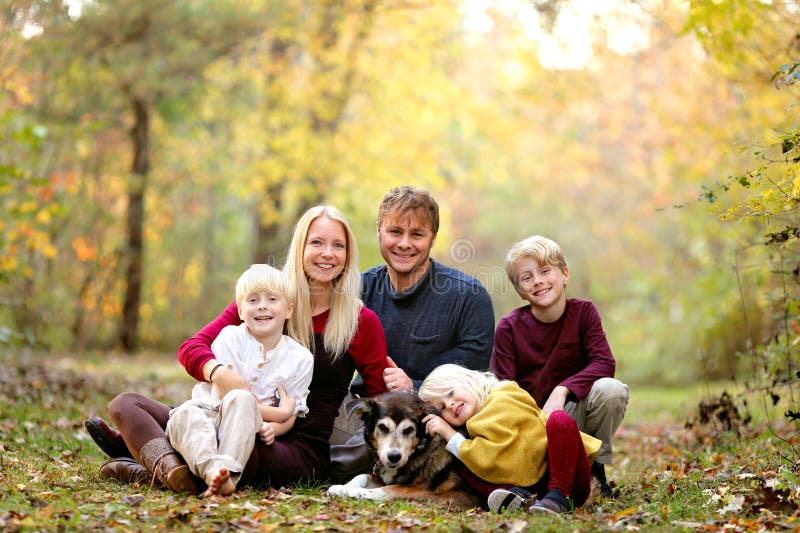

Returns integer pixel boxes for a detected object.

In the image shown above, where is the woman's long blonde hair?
[283,205,363,360]
[418,364,506,412]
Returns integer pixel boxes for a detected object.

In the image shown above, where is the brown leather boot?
[85,417,132,459]
[99,457,151,485]
[139,438,203,494]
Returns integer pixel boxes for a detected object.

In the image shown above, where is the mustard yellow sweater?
[457,381,601,486]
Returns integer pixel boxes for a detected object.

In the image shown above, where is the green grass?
[1,351,798,532]
[628,380,793,428]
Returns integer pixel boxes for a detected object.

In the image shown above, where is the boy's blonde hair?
[418,364,506,413]
[283,205,363,360]
[235,264,295,308]
[505,235,567,291]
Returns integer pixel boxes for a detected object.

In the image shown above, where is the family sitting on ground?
[85,185,629,515]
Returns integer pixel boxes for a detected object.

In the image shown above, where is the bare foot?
[204,467,235,497]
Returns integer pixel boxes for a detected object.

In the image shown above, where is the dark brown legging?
[108,392,171,466]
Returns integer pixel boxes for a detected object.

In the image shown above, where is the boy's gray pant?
[166,389,262,488]
[564,377,629,464]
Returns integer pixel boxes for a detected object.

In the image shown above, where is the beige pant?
[166,389,262,488]
[563,377,629,464]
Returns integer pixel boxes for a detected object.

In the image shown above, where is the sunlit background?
[2,0,798,390]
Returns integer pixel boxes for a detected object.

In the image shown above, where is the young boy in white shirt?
[166,264,313,496]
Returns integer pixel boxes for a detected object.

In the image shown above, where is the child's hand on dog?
[423,413,457,441]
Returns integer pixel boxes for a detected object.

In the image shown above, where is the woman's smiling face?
[303,215,347,286]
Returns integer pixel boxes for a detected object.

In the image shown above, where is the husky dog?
[327,390,478,508]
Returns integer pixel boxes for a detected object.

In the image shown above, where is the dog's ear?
[354,398,378,426]
[344,395,364,417]
[414,402,438,447]
[421,403,441,417]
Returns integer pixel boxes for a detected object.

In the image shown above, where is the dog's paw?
[343,473,371,489]
[327,484,350,498]
[327,485,387,501]
[350,487,388,501]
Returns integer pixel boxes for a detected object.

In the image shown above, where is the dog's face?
[356,390,436,471]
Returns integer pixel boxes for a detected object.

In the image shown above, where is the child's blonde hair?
[505,235,567,291]
[283,205,363,359]
[235,264,295,308]
[418,364,506,412]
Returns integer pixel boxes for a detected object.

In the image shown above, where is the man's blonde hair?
[235,264,295,308]
[418,364,506,414]
[377,185,439,236]
[504,235,567,291]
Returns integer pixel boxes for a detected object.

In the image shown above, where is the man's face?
[377,210,436,279]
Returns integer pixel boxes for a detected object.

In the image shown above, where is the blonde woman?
[87,206,391,490]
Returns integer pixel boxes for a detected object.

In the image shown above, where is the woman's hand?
[259,422,275,445]
[383,357,412,391]
[422,413,456,441]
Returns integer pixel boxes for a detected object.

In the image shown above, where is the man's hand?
[423,413,456,441]
[259,422,275,445]
[383,356,412,391]
[542,385,570,415]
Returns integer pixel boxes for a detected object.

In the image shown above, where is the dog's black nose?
[387,451,402,465]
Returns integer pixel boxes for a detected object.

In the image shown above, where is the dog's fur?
[327,390,479,508]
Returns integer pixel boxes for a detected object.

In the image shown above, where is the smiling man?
[363,185,495,391]
[329,185,495,481]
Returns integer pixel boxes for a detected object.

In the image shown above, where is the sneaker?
[529,497,570,515]
[593,477,615,499]
[487,486,533,512]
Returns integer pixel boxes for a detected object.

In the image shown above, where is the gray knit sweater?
[360,259,495,389]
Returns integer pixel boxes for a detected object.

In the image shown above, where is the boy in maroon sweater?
[491,235,628,502]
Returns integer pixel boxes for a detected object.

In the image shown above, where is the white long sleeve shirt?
[190,324,313,417]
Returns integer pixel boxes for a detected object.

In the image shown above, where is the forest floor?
[1,351,798,532]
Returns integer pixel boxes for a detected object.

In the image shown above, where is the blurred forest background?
[1,0,798,403]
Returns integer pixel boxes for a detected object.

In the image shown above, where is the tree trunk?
[253,182,286,264]
[253,38,291,265]
[118,96,149,352]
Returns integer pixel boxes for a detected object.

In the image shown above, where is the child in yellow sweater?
[419,363,601,514]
